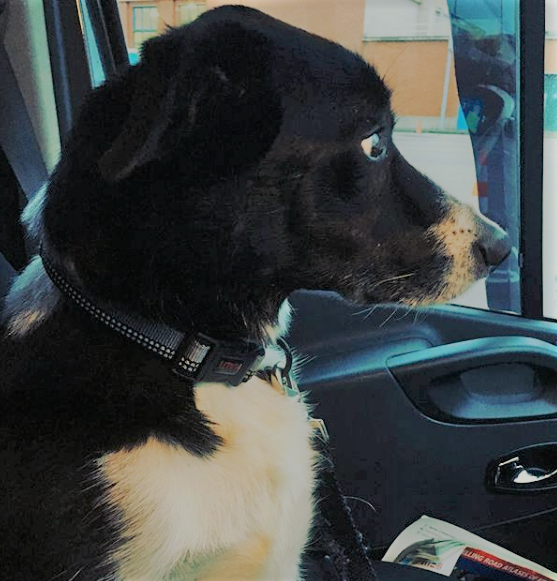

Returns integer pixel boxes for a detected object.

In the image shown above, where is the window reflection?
[448,0,520,313]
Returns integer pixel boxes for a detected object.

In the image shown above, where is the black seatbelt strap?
[268,341,378,581]
[310,436,379,581]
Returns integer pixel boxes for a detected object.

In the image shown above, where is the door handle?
[487,444,557,493]
[387,336,557,422]
[496,456,557,485]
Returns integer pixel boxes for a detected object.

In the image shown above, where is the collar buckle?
[270,366,300,398]
[172,333,265,386]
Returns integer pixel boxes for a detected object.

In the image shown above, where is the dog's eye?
[361,133,386,161]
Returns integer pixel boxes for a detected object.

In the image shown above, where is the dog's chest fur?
[97,376,317,581]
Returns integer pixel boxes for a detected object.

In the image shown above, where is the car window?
[9,0,549,321]
[105,0,524,316]
[79,0,106,87]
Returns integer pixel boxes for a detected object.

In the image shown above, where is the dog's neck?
[3,254,292,381]
[13,185,292,350]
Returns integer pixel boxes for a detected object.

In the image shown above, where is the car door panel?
[288,291,557,568]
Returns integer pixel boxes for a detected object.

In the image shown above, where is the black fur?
[1,6,510,580]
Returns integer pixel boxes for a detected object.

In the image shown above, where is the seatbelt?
[268,341,378,581]
[308,438,379,581]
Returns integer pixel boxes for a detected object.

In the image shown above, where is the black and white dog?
[1,6,510,581]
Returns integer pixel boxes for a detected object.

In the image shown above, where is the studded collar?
[41,254,267,386]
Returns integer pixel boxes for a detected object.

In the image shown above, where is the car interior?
[1,0,556,577]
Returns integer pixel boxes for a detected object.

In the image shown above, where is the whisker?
[352,306,374,317]
[394,308,412,322]
[344,495,378,514]
[48,568,83,581]
[379,307,399,328]
[413,307,430,325]
[364,304,380,320]
[368,272,416,292]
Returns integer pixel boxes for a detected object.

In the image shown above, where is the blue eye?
[361,133,386,161]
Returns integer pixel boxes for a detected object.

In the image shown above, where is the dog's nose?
[475,222,512,269]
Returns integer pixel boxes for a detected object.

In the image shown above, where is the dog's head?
[38,6,510,341]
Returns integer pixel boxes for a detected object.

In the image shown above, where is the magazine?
[382,516,557,581]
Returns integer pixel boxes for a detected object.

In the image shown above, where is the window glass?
[133,5,159,49]
[543,1,557,318]
[78,0,106,87]
[110,0,521,314]
[446,0,520,313]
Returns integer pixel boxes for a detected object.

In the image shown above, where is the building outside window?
[177,2,206,25]
[117,1,206,56]
[364,0,450,40]
[132,5,159,49]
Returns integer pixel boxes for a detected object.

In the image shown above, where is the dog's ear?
[98,35,180,183]
[98,22,282,183]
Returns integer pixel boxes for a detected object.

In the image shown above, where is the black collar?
[41,254,266,386]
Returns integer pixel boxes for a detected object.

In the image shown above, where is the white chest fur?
[97,377,318,581]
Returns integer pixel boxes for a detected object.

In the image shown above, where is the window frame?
[42,0,91,143]
[519,0,545,319]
